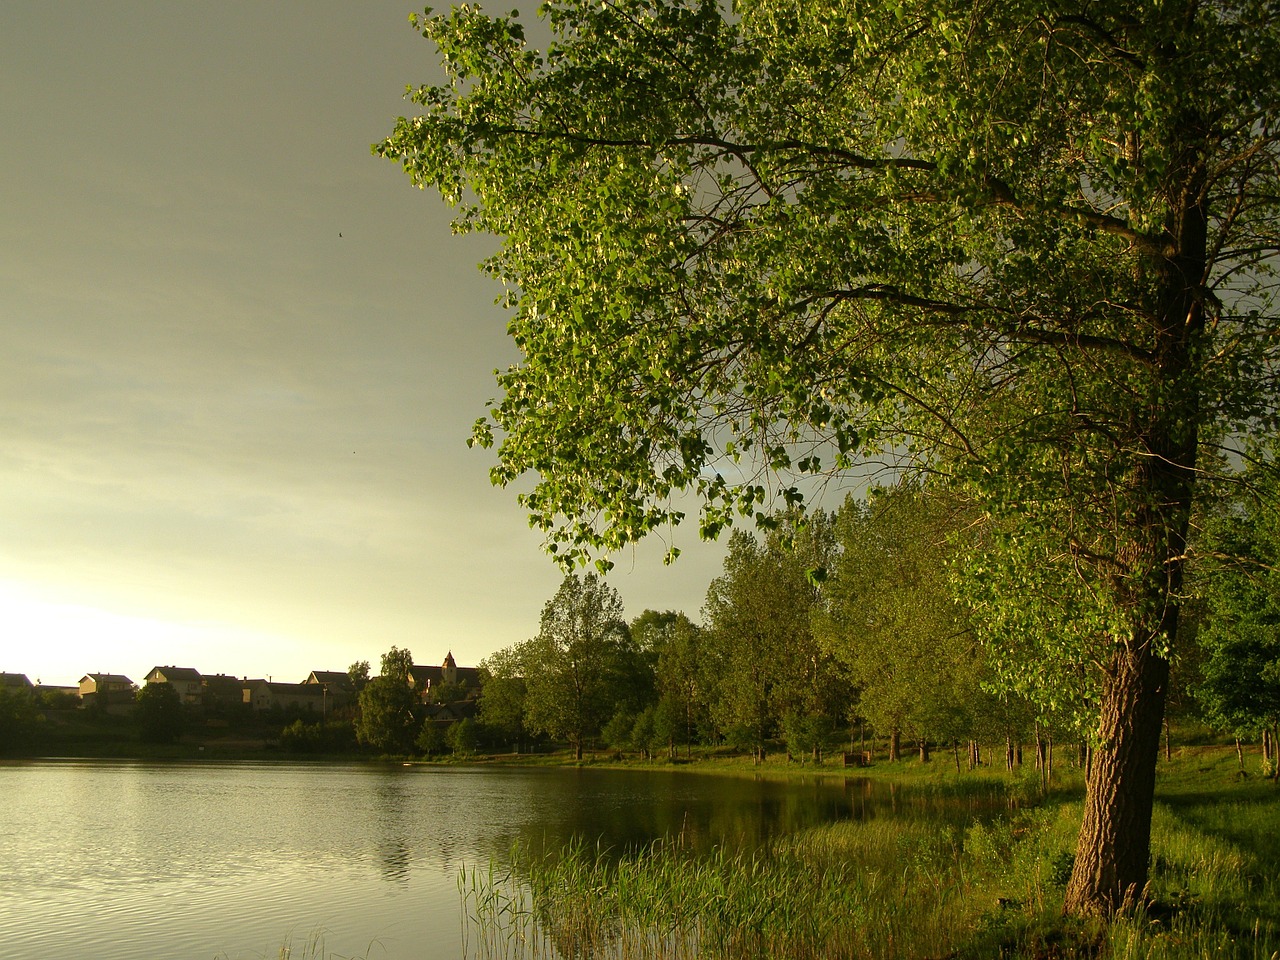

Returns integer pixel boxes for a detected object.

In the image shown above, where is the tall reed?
[458,762,1280,960]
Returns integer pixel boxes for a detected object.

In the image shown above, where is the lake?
[0,760,976,960]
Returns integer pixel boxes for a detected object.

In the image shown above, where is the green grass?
[459,747,1280,960]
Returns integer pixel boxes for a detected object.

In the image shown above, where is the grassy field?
[459,745,1279,960]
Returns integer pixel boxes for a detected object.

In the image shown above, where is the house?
[144,666,204,707]
[1,672,34,693]
[78,673,136,712]
[243,679,328,714]
[201,674,249,714]
[408,652,483,703]
[302,670,356,709]
[34,684,81,705]
[423,698,479,723]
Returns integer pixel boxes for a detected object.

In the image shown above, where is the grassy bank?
[460,747,1279,960]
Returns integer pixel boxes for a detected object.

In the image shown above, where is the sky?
[0,1,731,687]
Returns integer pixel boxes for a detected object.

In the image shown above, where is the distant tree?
[136,682,185,744]
[428,680,468,705]
[347,660,371,693]
[478,645,532,751]
[38,688,79,711]
[703,514,838,761]
[602,708,636,753]
[416,720,447,757]
[635,610,710,753]
[523,573,634,759]
[629,706,658,760]
[380,647,415,688]
[817,486,983,762]
[448,717,481,756]
[280,718,356,754]
[0,687,39,754]
[1197,458,1280,777]
[356,647,419,753]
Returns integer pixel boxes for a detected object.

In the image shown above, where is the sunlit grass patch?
[458,748,1280,960]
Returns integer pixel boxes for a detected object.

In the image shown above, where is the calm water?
[0,760,972,960]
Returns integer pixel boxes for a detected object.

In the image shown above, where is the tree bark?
[1063,645,1170,915]
[889,727,901,762]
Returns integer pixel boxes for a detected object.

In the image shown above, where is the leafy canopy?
[379,0,1280,590]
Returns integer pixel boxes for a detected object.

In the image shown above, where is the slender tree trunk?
[889,727,901,762]
[1006,736,1015,772]
[1235,737,1245,772]
[919,738,930,763]
[1164,718,1172,761]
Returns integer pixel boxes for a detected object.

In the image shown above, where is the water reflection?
[0,761,1010,960]
[371,777,413,882]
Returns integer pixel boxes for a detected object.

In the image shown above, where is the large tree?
[380,0,1280,914]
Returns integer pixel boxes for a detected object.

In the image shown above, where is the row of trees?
[473,490,988,765]
[477,472,1280,777]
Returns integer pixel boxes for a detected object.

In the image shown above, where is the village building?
[1,672,34,694]
[78,673,136,713]
[143,666,204,707]
[301,670,356,710]
[242,679,328,714]
[408,651,482,703]
[201,674,249,714]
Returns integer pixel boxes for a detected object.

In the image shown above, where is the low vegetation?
[459,747,1279,960]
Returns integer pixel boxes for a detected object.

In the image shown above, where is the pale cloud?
[0,1,728,686]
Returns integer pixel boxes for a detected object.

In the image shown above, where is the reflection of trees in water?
[367,766,1012,887]
[371,777,413,883]
[488,771,1011,872]
[489,770,860,865]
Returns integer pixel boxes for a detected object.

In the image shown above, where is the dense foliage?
[380,0,1280,914]
[135,681,185,744]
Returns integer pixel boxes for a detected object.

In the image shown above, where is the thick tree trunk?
[1063,638,1171,915]
[919,738,930,763]
[888,727,901,762]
